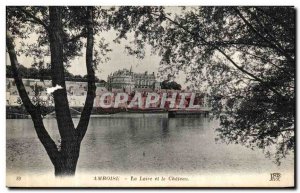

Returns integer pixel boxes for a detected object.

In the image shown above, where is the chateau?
[107,67,161,92]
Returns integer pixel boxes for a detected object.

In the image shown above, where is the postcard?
[6,6,295,187]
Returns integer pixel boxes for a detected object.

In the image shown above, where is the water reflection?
[161,118,169,139]
[6,117,293,175]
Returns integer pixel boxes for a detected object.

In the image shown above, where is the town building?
[6,72,161,107]
[107,67,161,92]
[6,68,210,109]
[6,78,107,107]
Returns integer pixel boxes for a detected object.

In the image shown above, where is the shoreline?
[6,106,210,119]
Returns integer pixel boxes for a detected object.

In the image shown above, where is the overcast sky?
[70,30,163,81]
[6,7,189,88]
[7,32,188,86]
[7,31,161,76]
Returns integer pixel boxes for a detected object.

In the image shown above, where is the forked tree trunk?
[48,6,95,177]
[7,6,96,177]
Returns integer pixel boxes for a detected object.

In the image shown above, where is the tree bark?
[48,6,80,177]
[7,6,96,177]
[48,6,96,176]
[49,6,76,140]
[54,141,80,176]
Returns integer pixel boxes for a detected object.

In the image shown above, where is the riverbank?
[6,106,169,119]
[6,106,211,119]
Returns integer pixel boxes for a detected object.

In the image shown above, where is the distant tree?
[110,6,295,164]
[98,79,106,84]
[83,74,100,82]
[161,80,181,90]
[6,64,105,82]
[73,75,83,80]
[168,81,181,90]
[161,80,169,89]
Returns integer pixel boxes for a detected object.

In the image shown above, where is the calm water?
[7,116,294,175]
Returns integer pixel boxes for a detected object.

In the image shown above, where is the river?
[6,116,294,176]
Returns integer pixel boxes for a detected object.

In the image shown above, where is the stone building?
[107,68,135,92]
[107,67,161,92]
[6,78,107,107]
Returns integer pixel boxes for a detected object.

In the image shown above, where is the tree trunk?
[48,7,78,177]
[54,141,80,176]
[7,6,96,177]
[49,6,76,139]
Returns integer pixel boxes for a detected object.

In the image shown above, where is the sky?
[6,13,190,88]
[7,30,188,87]
[70,30,163,81]
[6,7,189,88]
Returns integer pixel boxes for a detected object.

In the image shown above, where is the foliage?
[109,6,295,164]
[161,80,182,90]
[6,6,112,72]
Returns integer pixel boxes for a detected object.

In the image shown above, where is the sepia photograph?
[5,5,295,188]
